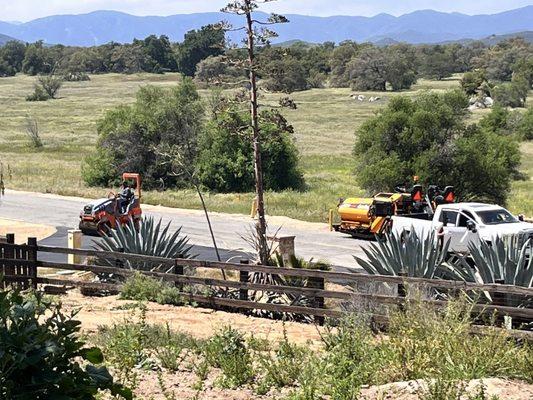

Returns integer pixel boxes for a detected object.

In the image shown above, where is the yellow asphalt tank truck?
[332,184,455,239]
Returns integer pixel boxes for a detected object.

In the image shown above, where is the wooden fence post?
[174,255,184,275]
[174,255,184,289]
[27,237,38,289]
[239,259,249,301]
[398,272,407,312]
[4,233,15,287]
[68,229,83,265]
[115,248,124,269]
[493,279,512,328]
[308,275,325,326]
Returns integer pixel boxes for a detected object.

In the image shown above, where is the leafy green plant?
[0,290,131,400]
[94,304,150,389]
[84,79,205,189]
[419,380,501,400]
[202,326,254,388]
[120,273,186,306]
[93,216,194,274]
[25,84,49,101]
[386,295,530,382]
[320,314,387,399]
[154,324,195,371]
[255,326,310,393]
[26,75,63,101]
[418,378,467,400]
[196,107,305,192]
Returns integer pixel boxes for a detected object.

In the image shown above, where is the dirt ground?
[0,217,56,243]
[61,291,533,400]
[127,371,533,400]
[61,290,324,345]
[360,378,533,400]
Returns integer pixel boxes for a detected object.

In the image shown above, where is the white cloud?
[1,0,532,22]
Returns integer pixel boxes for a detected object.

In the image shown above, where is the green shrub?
[95,307,198,378]
[202,326,254,388]
[460,69,489,96]
[320,315,387,399]
[38,75,63,98]
[154,324,196,371]
[386,296,531,381]
[492,77,529,108]
[83,78,204,189]
[196,107,305,192]
[354,90,521,205]
[419,380,501,400]
[255,327,311,393]
[516,107,533,140]
[81,149,117,187]
[25,84,49,101]
[120,273,186,306]
[0,290,130,400]
[418,378,467,400]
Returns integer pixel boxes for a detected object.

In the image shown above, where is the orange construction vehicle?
[79,173,142,235]
[332,184,455,239]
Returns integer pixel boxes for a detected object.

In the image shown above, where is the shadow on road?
[38,226,251,264]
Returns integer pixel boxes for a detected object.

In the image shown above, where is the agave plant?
[93,216,194,278]
[465,235,533,288]
[240,225,331,321]
[354,228,457,279]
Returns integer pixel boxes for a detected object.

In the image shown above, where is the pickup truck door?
[445,210,480,253]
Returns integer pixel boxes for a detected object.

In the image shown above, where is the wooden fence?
[0,234,532,335]
[0,234,37,290]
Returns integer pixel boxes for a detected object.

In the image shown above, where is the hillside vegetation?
[0,72,531,221]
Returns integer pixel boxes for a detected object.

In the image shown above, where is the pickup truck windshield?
[477,209,518,225]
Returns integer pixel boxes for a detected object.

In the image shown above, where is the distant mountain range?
[1,6,533,46]
[0,33,18,45]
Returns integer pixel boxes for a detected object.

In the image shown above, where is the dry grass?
[0,73,531,221]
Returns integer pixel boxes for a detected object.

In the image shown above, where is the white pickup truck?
[390,202,533,254]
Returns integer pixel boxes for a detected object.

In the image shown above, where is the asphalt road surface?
[0,190,370,270]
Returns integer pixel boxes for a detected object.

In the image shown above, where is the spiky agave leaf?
[93,216,194,278]
[466,235,533,288]
[354,228,452,279]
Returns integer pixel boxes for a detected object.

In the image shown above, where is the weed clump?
[90,296,533,399]
[202,326,254,388]
[119,273,186,306]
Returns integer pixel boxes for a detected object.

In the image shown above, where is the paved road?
[0,190,370,270]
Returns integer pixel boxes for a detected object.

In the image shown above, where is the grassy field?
[0,73,531,222]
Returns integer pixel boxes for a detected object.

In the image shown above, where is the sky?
[2,0,533,22]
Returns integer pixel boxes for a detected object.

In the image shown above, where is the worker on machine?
[119,181,135,214]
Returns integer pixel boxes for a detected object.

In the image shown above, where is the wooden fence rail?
[0,236,532,328]
[35,245,533,296]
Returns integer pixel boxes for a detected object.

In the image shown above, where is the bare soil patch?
[0,217,56,243]
[59,291,533,400]
[61,290,323,345]
[360,378,533,400]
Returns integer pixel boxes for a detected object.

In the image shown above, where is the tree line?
[0,25,225,77]
[1,28,531,103]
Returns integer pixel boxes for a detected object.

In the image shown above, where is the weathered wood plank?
[38,261,354,300]
[35,276,342,318]
[35,245,533,296]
